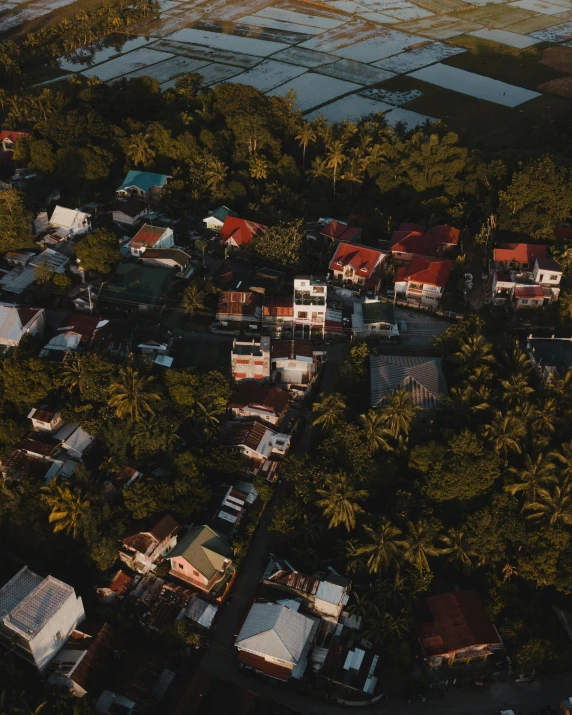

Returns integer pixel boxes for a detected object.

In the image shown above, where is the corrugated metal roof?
[370,355,447,410]
[169,525,232,580]
[117,170,170,193]
[316,580,345,605]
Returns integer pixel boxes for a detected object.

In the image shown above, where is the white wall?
[30,593,85,671]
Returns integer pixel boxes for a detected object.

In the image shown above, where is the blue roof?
[117,170,170,193]
[208,206,236,223]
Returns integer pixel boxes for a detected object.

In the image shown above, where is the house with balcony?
[231,337,271,381]
[168,525,235,599]
[226,419,291,481]
[262,296,293,337]
[491,255,562,308]
[393,255,453,306]
[390,223,460,263]
[329,243,388,291]
[128,224,174,257]
[293,276,327,338]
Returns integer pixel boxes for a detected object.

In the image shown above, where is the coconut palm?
[359,409,393,453]
[504,452,555,503]
[126,132,154,166]
[380,387,419,439]
[482,411,526,465]
[61,354,83,394]
[403,519,441,572]
[108,367,161,422]
[441,385,490,424]
[181,284,206,318]
[196,238,208,268]
[41,480,91,539]
[295,122,316,165]
[308,156,329,183]
[523,483,572,526]
[439,528,477,571]
[347,588,372,618]
[356,518,408,574]
[326,140,346,195]
[549,440,572,489]
[312,392,346,433]
[501,342,532,375]
[316,472,366,531]
[500,373,534,407]
[452,335,495,375]
[467,364,493,386]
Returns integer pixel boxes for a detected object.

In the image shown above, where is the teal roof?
[100,264,174,306]
[362,301,395,325]
[208,206,236,223]
[117,170,170,193]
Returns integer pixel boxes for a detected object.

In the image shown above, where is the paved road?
[393,307,449,350]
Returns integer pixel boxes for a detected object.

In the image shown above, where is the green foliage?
[0,189,35,253]
[1,357,56,411]
[76,229,121,275]
[252,220,304,268]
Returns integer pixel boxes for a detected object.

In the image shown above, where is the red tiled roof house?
[393,255,453,306]
[390,223,460,262]
[0,130,30,152]
[219,217,266,251]
[491,245,562,308]
[329,242,388,288]
[128,224,174,257]
[228,384,289,425]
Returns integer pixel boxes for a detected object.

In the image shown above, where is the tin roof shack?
[235,602,319,682]
[212,481,258,536]
[120,515,179,575]
[0,566,85,671]
[419,590,503,669]
[264,569,350,621]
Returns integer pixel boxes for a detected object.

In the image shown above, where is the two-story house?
[226,419,291,481]
[0,566,85,671]
[119,515,179,575]
[293,276,327,338]
[492,243,547,272]
[491,253,562,308]
[128,224,174,257]
[393,255,453,306]
[231,337,271,381]
[116,170,170,202]
[329,243,388,290]
[262,296,294,337]
[271,340,325,391]
[48,206,91,240]
[228,384,289,425]
[390,223,460,263]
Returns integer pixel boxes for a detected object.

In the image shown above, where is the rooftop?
[206,205,236,223]
[370,354,447,410]
[220,217,266,247]
[100,264,175,307]
[129,224,171,250]
[529,336,572,376]
[226,419,268,451]
[169,525,232,580]
[272,340,314,360]
[329,242,387,278]
[390,223,460,255]
[493,243,547,264]
[361,300,395,325]
[229,384,289,414]
[117,170,170,193]
[218,291,262,317]
[320,219,361,242]
[394,255,453,289]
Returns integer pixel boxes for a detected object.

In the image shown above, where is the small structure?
[226,419,291,481]
[419,590,503,668]
[168,525,235,598]
[128,224,174,257]
[228,384,289,425]
[116,170,170,202]
[320,219,362,243]
[213,481,258,535]
[120,515,179,575]
[0,566,85,671]
[48,206,91,240]
[393,255,453,306]
[39,315,101,362]
[111,197,149,226]
[293,276,327,338]
[235,602,318,681]
[271,340,325,391]
[370,354,447,413]
[390,223,460,262]
[265,568,350,621]
[219,216,266,250]
[203,205,236,232]
[28,407,64,433]
[0,305,44,347]
[99,264,175,312]
[329,243,388,287]
[231,337,271,382]
[140,248,194,278]
[0,251,68,295]
[183,595,218,630]
[352,300,399,339]
[55,423,95,460]
[216,290,262,326]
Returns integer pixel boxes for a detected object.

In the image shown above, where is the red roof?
[329,242,387,278]
[220,217,266,247]
[272,340,314,359]
[320,219,360,242]
[493,243,547,264]
[0,131,30,143]
[514,285,544,299]
[263,295,293,317]
[229,384,289,414]
[129,224,170,249]
[420,590,502,657]
[17,307,42,328]
[109,571,133,596]
[391,223,460,256]
[217,291,261,317]
[394,254,453,289]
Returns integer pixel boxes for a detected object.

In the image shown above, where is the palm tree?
[316,472,366,531]
[326,140,346,195]
[181,284,206,318]
[482,411,526,465]
[439,528,477,571]
[380,387,418,439]
[356,518,407,574]
[403,519,441,571]
[547,367,572,401]
[359,409,392,453]
[504,453,554,503]
[523,484,572,526]
[500,373,534,407]
[502,342,532,375]
[295,123,316,165]
[549,440,572,489]
[308,155,329,183]
[61,354,83,393]
[312,392,346,433]
[126,132,154,166]
[467,364,493,386]
[196,238,208,268]
[108,367,161,422]
[441,385,490,424]
[452,335,495,375]
[41,480,90,539]
[249,155,269,180]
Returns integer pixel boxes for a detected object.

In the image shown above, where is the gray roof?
[370,355,447,410]
[235,603,315,664]
[0,566,75,639]
[169,525,232,579]
[362,301,395,326]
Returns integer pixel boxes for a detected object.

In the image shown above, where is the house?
[262,296,294,337]
[493,243,547,272]
[370,354,447,413]
[99,264,175,312]
[393,255,453,306]
[231,337,271,381]
[226,419,291,481]
[329,243,388,288]
[228,384,289,425]
[217,291,263,326]
[111,197,150,226]
[203,206,237,232]
[48,622,121,697]
[28,407,64,433]
[168,525,235,598]
[527,335,572,382]
[0,130,29,152]
[140,248,194,278]
[128,224,174,257]
[390,223,460,262]
[0,566,85,671]
[91,319,134,358]
[120,515,179,575]
[3,251,35,267]
[96,571,134,603]
[235,602,318,681]
[39,315,101,362]
[48,206,91,240]
[293,276,327,338]
[1,250,70,296]
[419,590,503,668]
[219,216,266,250]
[213,481,258,535]
[271,340,325,390]
[0,305,44,347]
[183,594,218,630]
[320,219,362,243]
[352,300,399,339]
[491,256,562,308]
[54,423,95,460]
[265,569,350,621]
[0,450,55,482]
[116,170,170,202]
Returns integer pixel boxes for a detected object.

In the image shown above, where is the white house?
[329,243,388,288]
[203,206,236,231]
[352,300,399,339]
[0,305,45,347]
[491,257,562,308]
[0,566,85,671]
[231,337,271,381]
[271,340,325,391]
[48,206,91,239]
[393,255,453,306]
[116,170,170,202]
[128,224,174,257]
[28,407,64,433]
[293,276,327,338]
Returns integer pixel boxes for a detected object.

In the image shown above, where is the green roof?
[169,525,233,579]
[100,264,174,307]
[362,300,395,325]
[209,206,236,223]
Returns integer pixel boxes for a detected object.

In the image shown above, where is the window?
[178,562,184,569]
[298,311,308,319]
[521,299,528,304]
[538,274,544,282]
[550,274,559,281]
